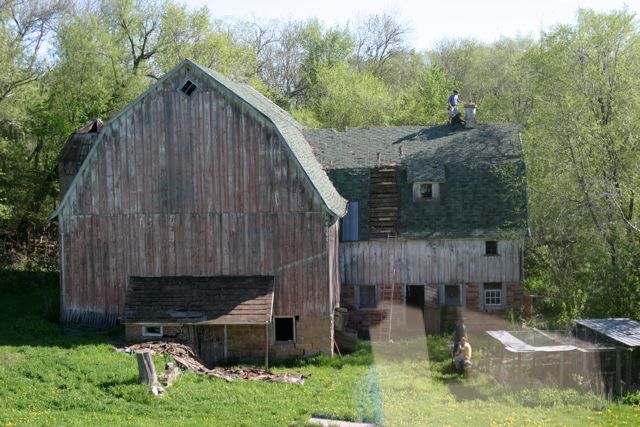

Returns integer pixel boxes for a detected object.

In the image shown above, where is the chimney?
[464,102,476,128]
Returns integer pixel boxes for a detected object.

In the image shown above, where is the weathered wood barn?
[53,60,347,362]
[55,59,528,360]
[304,125,528,336]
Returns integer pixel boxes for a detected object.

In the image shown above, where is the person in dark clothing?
[453,316,467,356]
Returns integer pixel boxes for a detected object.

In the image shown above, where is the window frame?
[412,182,440,202]
[142,324,163,337]
[274,316,296,343]
[357,285,378,309]
[178,78,199,99]
[485,240,499,256]
[483,283,503,309]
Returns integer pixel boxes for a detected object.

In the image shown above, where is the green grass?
[1,270,639,426]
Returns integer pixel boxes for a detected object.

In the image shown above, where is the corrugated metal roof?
[574,318,640,348]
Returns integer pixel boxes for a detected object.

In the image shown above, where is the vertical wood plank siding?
[60,68,336,325]
[340,239,522,285]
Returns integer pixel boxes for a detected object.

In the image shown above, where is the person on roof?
[448,90,460,121]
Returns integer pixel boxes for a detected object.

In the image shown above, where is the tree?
[522,9,640,320]
[351,12,411,82]
[304,61,395,129]
[156,4,258,81]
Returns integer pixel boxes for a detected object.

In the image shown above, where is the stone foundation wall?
[125,315,334,362]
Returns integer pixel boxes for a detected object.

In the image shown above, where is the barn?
[305,124,528,337]
[53,59,347,363]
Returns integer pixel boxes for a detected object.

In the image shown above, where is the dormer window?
[413,182,440,201]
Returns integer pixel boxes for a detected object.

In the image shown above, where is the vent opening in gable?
[180,80,197,96]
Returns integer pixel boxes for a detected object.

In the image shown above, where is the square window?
[413,182,440,201]
[484,283,502,307]
[444,284,461,306]
[274,317,295,342]
[420,183,433,199]
[485,241,498,255]
[358,286,377,309]
[142,325,163,337]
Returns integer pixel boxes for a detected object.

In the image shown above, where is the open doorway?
[406,285,425,330]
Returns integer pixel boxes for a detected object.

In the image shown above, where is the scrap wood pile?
[120,341,305,385]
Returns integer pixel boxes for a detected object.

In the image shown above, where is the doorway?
[406,285,425,330]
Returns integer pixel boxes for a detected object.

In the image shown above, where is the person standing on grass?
[453,316,467,356]
[454,336,472,372]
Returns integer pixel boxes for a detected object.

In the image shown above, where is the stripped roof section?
[123,276,275,325]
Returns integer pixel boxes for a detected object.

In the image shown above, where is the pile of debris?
[119,341,305,385]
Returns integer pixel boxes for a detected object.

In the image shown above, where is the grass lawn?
[1,270,639,426]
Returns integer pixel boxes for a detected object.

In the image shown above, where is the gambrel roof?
[52,59,347,219]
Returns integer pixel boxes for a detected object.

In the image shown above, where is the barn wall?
[59,66,335,334]
[340,238,522,285]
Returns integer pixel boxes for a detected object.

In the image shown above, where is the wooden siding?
[340,239,522,285]
[59,67,336,325]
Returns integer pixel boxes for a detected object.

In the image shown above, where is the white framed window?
[483,283,502,308]
[412,182,440,201]
[274,316,296,342]
[142,325,163,337]
[357,285,377,309]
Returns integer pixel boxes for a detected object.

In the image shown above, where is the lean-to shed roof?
[123,276,274,325]
[574,318,640,348]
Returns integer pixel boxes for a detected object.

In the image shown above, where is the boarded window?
[413,182,440,201]
[358,285,377,309]
[484,283,502,307]
[142,325,163,337]
[274,317,295,342]
[342,201,359,241]
[485,241,498,255]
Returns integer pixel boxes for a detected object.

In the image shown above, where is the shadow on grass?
[0,269,116,348]
[447,382,489,402]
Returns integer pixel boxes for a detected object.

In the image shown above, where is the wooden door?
[196,325,225,366]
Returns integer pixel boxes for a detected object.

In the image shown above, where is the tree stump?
[136,351,158,386]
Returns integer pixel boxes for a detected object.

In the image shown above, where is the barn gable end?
[57,60,344,360]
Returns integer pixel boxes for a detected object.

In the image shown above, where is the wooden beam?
[265,322,269,369]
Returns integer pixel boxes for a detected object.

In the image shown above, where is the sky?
[186,0,640,50]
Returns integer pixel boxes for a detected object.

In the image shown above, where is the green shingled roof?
[303,124,528,239]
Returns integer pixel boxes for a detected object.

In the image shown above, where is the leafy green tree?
[393,64,451,125]
[156,4,258,81]
[304,61,395,129]
[523,8,640,320]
